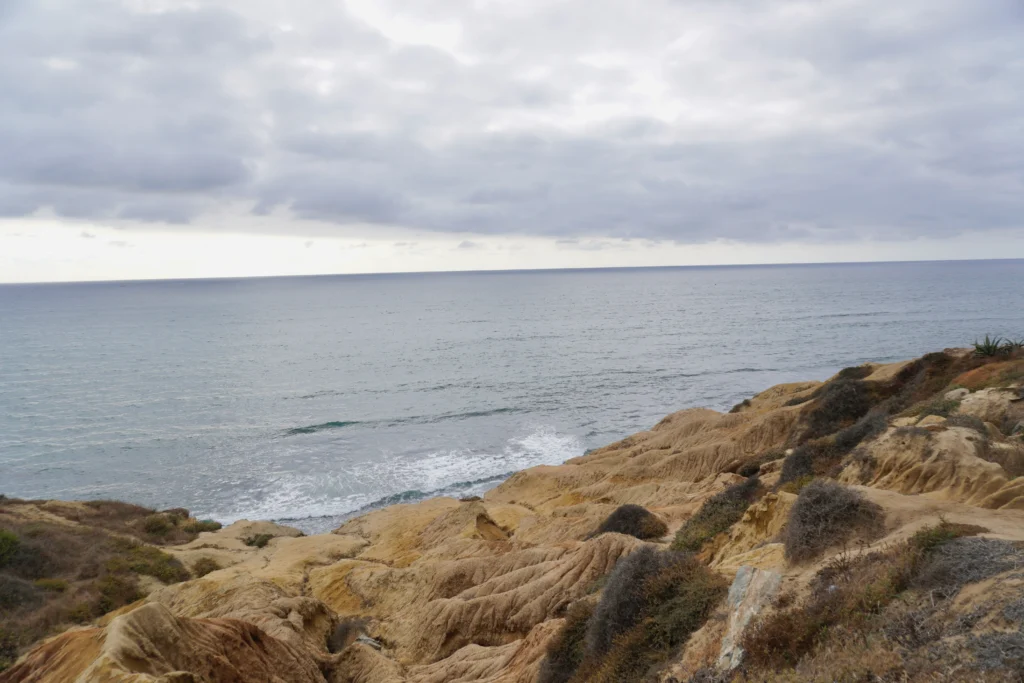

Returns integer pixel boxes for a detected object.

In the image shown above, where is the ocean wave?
[282,407,524,436]
[207,426,582,533]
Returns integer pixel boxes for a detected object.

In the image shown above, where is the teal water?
[1,261,1022,532]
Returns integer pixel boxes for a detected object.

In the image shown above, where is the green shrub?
[591,505,667,541]
[191,557,221,578]
[672,477,761,552]
[974,334,1007,357]
[915,396,961,418]
[96,573,142,613]
[783,480,884,563]
[538,602,594,683]
[910,520,986,553]
[109,539,190,583]
[141,514,173,536]
[0,530,19,568]
[182,519,222,534]
[243,533,274,549]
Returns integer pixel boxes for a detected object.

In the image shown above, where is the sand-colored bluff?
[2,347,1024,682]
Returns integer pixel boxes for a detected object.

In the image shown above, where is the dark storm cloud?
[0,0,1021,240]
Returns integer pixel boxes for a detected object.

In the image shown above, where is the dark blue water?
[1,261,1022,532]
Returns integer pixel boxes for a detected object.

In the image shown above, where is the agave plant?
[1003,338,1024,353]
[973,334,1006,357]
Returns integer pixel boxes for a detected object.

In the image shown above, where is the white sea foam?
[201,426,582,531]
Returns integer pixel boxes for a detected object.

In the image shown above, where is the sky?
[1,0,1022,282]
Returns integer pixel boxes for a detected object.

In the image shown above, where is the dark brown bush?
[672,477,761,552]
[591,505,667,541]
[783,480,884,563]
[538,601,594,683]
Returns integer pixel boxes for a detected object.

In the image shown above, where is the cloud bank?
[1,0,1021,244]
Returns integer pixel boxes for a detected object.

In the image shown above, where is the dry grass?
[742,521,993,677]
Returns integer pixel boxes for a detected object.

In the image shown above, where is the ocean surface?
[2,261,1022,533]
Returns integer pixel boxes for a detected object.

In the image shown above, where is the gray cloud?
[0,0,1021,242]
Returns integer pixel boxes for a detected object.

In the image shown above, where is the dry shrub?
[671,477,761,552]
[781,414,887,486]
[737,450,785,478]
[191,557,221,578]
[0,519,192,668]
[538,602,594,683]
[243,533,274,549]
[783,481,884,563]
[573,547,727,683]
[744,544,919,669]
[142,514,174,536]
[742,520,997,675]
[913,537,1024,599]
[802,380,874,440]
[946,413,988,435]
[181,519,222,534]
[591,505,668,541]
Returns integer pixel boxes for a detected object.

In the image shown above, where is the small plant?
[591,505,667,541]
[108,538,190,583]
[191,557,221,578]
[0,530,19,568]
[243,533,274,549]
[974,334,1007,357]
[910,519,986,553]
[778,474,815,495]
[783,480,884,563]
[181,519,222,534]
[672,476,761,552]
[32,578,68,593]
[141,514,173,536]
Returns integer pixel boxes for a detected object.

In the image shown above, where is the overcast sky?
[1,0,1022,282]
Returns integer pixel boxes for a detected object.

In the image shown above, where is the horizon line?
[2,255,1022,287]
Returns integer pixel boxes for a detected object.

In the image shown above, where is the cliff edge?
[2,346,1024,682]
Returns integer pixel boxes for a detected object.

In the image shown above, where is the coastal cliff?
[3,347,1024,682]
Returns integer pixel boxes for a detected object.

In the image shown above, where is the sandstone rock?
[917,414,948,430]
[945,387,970,401]
[2,602,325,682]
[717,566,783,670]
[960,388,1019,425]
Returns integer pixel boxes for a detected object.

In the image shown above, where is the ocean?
[1,260,1022,533]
